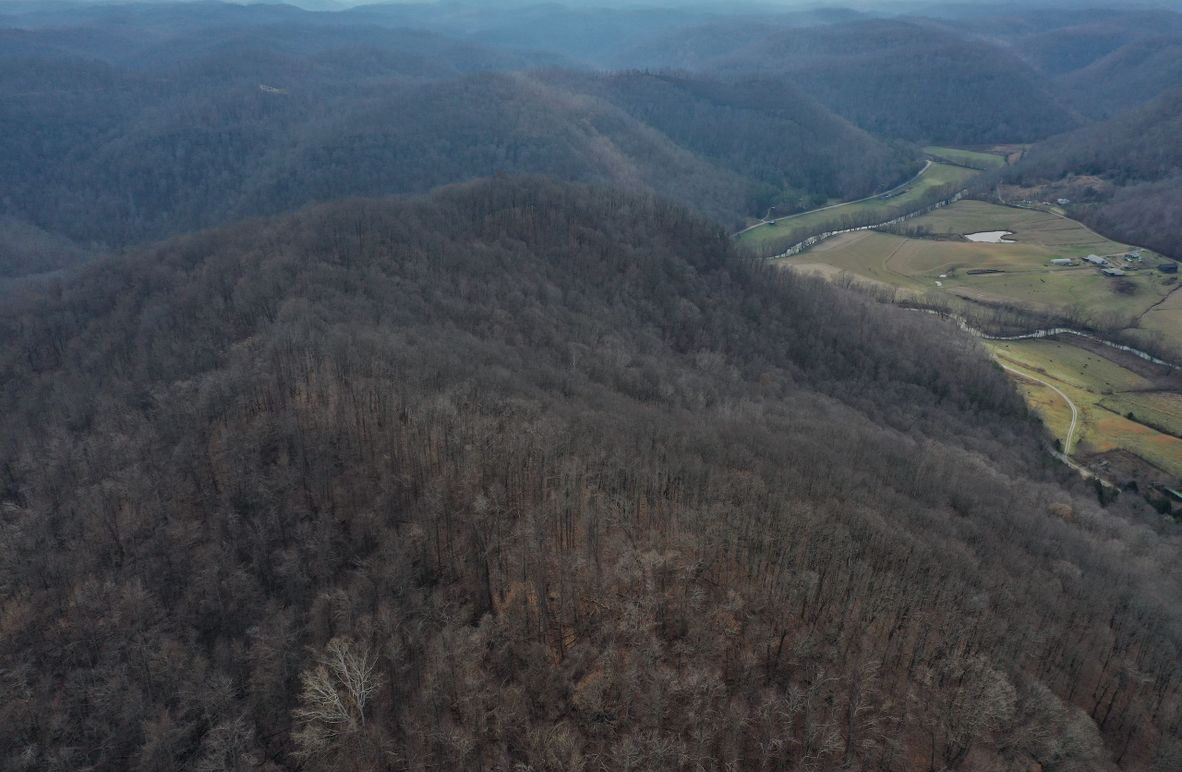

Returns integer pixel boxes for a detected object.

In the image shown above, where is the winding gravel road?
[999,363,1079,455]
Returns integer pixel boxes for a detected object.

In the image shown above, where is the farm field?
[1137,283,1182,349]
[776,198,1182,480]
[737,162,978,252]
[1100,392,1182,439]
[986,339,1182,478]
[923,145,1007,169]
[906,200,1124,251]
[776,201,1182,349]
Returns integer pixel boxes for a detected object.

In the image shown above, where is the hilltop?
[1,178,1179,769]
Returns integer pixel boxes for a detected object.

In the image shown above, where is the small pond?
[964,230,1015,243]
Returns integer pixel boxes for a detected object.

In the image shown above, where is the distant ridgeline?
[0,18,916,278]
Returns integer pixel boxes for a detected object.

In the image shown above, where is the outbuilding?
[1159,263,1179,274]
[1050,258,1074,266]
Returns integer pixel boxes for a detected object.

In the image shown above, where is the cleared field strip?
[923,145,1007,169]
[907,200,1123,251]
[774,200,1182,476]
[737,162,977,250]
[1138,284,1182,348]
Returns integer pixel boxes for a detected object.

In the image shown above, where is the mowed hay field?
[987,339,1182,477]
[923,146,1007,169]
[906,201,1125,250]
[738,162,978,252]
[1101,392,1182,439]
[777,201,1182,348]
[1138,283,1182,349]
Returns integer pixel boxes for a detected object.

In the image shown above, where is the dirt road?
[999,362,1079,455]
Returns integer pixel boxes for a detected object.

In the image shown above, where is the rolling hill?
[1060,35,1182,118]
[961,8,1182,117]
[1002,86,1182,258]
[5,4,1182,771]
[618,19,1081,145]
[0,30,917,277]
[545,70,918,212]
[1,177,1179,768]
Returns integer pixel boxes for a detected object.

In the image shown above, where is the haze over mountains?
[3,2,1182,770]
[1,2,923,276]
[6,1,1182,278]
[620,18,1082,144]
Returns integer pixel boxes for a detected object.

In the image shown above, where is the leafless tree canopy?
[1,178,1179,770]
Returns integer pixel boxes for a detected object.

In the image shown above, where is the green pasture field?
[776,201,1182,349]
[907,201,1125,251]
[1137,282,1182,350]
[987,339,1182,477]
[1100,392,1182,439]
[774,197,1182,476]
[737,162,978,251]
[923,146,1007,169]
[989,339,1151,394]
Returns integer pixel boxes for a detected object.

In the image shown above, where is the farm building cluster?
[1050,250,1179,278]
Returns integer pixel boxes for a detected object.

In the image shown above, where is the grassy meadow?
[774,198,1182,478]
[987,339,1182,477]
[923,145,1008,169]
[776,201,1182,348]
[738,162,978,252]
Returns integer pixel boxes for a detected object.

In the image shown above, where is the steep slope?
[619,19,1079,145]
[546,70,917,211]
[0,13,566,276]
[1012,22,1144,76]
[1060,35,1182,117]
[96,71,760,240]
[981,9,1182,116]
[1,178,1179,769]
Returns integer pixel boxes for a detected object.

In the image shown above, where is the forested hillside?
[1002,87,1182,258]
[0,11,915,277]
[2,178,1179,770]
[991,9,1182,117]
[619,19,1080,145]
[546,71,916,213]
[1060,35,1182,117]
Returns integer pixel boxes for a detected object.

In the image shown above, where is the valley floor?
[736,160,977,253]
[774,198,1182,490]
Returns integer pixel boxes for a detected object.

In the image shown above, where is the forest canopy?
[1,178,1179,769]
[5,4,1182,770]
[1001,86,1182,258]
[0,14,916,276]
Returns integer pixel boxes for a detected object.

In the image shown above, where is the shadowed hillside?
[618,19,1080,145]
[1002,86,1182,258]
[1060,35,1182,117]
[0,21,916,277]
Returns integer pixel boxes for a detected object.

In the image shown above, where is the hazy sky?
[0,0,1172,11]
